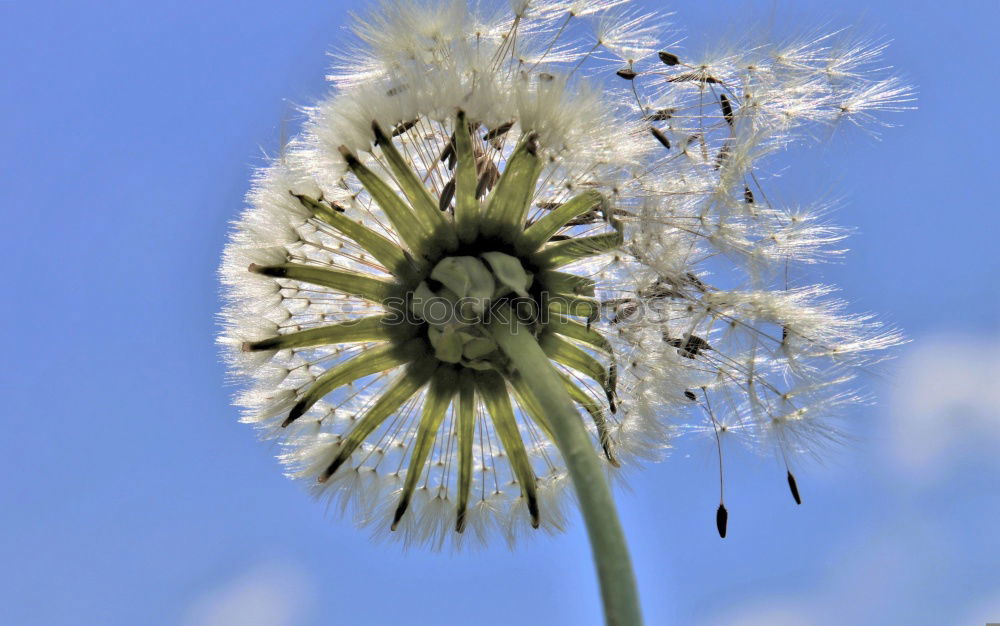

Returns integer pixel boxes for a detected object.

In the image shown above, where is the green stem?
[487,313,643,626]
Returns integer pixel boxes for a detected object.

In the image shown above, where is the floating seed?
[611,300,639,325]
[743,184,754,204]
[665,334,711,359]
[714,144,730,170]
[684,390,697,402]
[787,471,802,505]
[616,67,638,80]
[645,108,676,121]
[392,119,418,137]
[716,503,728,538]
[439,178,455,212]
[658,51,680,65]
[483,121,514,143]
[720,94,734,126]
[475,158,500,198]
[668,72,720,84]
[685,272,707,291]
[650,127,671,150]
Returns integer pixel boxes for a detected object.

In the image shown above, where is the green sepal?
[530,225,624,269]
[319,356,438,482]
[538,270,596,298]
[479,132,543,240]
[249,262,400,304]
[476,370,540,528]
[452,111,480,244]
[517,190,605,254]
[539,333,617,412]
[547,314,614,355]
[242,314,415,353]
[392,366,458,530]
[292,192,421,281]
[286,338,427,427]
[455,369,476,532]
[557,371,619,466]
[545,294,600,326]
[339,146,441,261]
[371,122,458,252]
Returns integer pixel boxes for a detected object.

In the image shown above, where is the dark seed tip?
[391,502,409,530]
[716,504,728,538]
[787,471,802,505]
[658,51,680,66]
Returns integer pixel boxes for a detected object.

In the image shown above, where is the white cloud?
[181,559,316,626]
[887,333,1000,476]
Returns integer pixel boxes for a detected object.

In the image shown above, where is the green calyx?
[248,112,624,532]
[410,252,533,368]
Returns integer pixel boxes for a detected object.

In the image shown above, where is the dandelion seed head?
[220,0,910,547]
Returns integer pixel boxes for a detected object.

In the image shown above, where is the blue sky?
[1,1,998,625]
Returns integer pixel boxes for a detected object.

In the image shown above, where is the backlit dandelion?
[219,1,910,623]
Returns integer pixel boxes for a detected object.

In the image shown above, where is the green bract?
[243,113,621,531]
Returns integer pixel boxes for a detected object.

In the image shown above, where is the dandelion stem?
[488,313,643,626]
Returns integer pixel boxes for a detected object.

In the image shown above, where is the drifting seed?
[716,503,728,538]
[658,51,681,66]
[475,158,500,198]
[664,334,711,358]
[391,119,418,137]
[714,144,730,170]
[743,184,755,204]
[720,94,734,126]
[684,390,697,402]
[787,471,802,505]
[483,121,514,143]
[685,272,707,291]
[611,301,639,324]
[645,108,676,121]
[668,72,720,84]
[650,127,671,150]
[640,279,682,299]
[439,178,455,212]
[616,67,638,80]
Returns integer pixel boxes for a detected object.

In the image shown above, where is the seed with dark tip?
[668,72,720,84]
[616,67,638,80]
[787,471,802,505]
[439,178,455,212]
[650,127,671,150]
[646,108,675,121]
[684,390,697,402]
[716,503,728,538]
[658,51,680,66]
[744,185,754,204]
[483,121,514,142]
[392,119,418,136]
[720,94,734,126]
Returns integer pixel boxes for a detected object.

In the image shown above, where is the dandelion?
[219,1,910,623]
